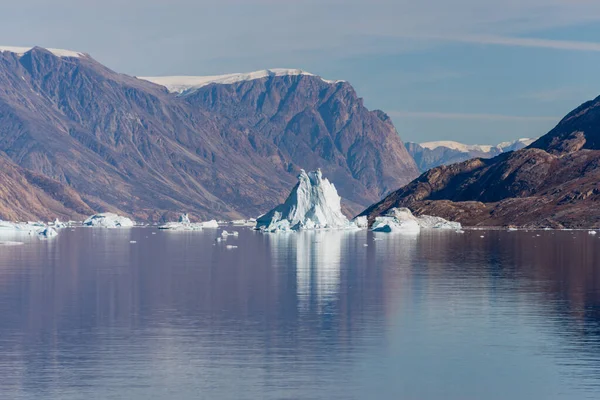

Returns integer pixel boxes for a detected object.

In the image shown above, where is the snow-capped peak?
[139,69,344,95]
[420,141,494,153]
[419,138,535,153]
[0,46,86,58]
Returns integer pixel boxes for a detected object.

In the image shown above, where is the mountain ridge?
[0,46,419,222]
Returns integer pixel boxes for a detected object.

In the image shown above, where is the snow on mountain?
[0,46,85,58]
[407,138,536,172]
[420,141,494,153]
[255,169,356,232]
[139,69,343,94]
[497,138,536,151]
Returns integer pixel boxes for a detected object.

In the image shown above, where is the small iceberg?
[589,231,598,235]
[255,169,357,232]
[352,216,369,229]
[158,213,219,231]
[83,213,135,228]
[38,227,58,238]
[371,208,461,234]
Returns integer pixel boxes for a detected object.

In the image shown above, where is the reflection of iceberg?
[266,230,351,313]
[293,231,347,313]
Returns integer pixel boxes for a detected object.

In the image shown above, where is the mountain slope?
[143,70,419,208]
[0,153,93,221]
[362,98,600,228]
[407,139,534,172]
[0,48,418,221]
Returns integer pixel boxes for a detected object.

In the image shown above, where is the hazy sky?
[2,0,600,144]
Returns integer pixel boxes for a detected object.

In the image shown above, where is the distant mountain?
[0,47,418,221]
[361,97,600,229]
[406,138,535,172]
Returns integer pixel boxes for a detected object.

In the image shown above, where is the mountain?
[0,47,418,222]
[406,138,534,172]
[362,97,600,229]
[0,152,93,221]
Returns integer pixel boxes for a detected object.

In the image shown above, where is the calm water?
[1,228,600,399]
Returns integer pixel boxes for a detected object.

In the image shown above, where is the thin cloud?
[413,33,600,52]
[389,110,559,122]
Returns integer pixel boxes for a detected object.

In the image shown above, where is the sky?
[2,0,600,144]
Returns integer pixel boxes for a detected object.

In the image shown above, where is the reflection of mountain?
[2,230,600,397]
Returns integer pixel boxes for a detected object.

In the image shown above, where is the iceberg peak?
[255,169,354,232]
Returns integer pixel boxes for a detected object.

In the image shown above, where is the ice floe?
[371,208,461,233]
[158,213,219,231]
[83,213,135,228]
[255,169,357,232]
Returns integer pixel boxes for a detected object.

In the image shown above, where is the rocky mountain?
[0,152,93,221]
[362,96,600,229]
[0,47,418,222]
[406,138,534,172]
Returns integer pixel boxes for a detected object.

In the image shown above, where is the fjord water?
[1,229,600,399]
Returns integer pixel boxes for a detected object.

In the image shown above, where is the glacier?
[255,169,357,232]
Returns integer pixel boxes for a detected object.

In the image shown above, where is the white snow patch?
[0,46,85,58]
[139,69,343,95]
[420,141,494,153]
[255,169,357,232]
[83,213,135,228]
[420,138,535,154]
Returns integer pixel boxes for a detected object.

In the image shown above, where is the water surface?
[1,228,599,399]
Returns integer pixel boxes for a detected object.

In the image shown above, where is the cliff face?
[0,49,418,221]
[362,98,600,229]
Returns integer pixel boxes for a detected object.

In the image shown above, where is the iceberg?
[83,213,135,228]
[371,208,461,233]
[199,220,219,228]
[255,169,357,232]
[158,214,219,231]
[38,227,58,238]
[352,216,369,229]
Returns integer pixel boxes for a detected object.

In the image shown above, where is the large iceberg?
[255,169,356,232]
[83,213,135,228]
[372,208,461,233]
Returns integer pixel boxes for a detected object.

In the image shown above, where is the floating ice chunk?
[372,216,421,234]
[370,208,461,233]
[200,220,219,228]
[130,241,137,244]
[352,216,369,229]
[84,213,134,228]
[256,169,357,232]
[179,213,191,224]
[589,231,598,235]
[38,227,58,238]
[417,215,462,230]
[226,245,238,249]
[52,218,67,229]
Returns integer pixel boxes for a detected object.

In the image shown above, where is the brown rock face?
[0,153,93,221]
[0,48,418,222]
[361,96,600,228]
